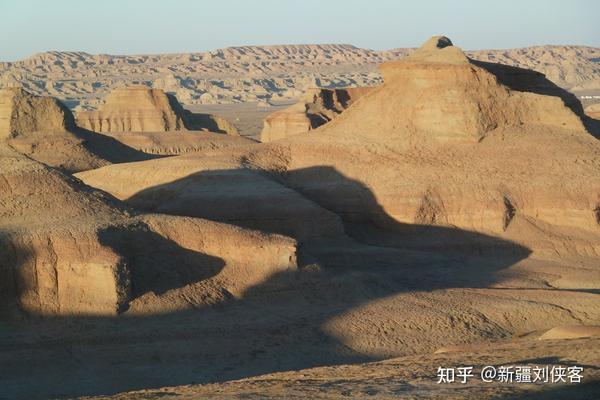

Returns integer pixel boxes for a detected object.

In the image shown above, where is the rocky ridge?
[260,87,373,142]
[0,43,597,108]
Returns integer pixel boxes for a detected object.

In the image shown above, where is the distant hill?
[0,44,598,109]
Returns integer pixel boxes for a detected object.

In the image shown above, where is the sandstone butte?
[0,86,148,172]
[0,86,76,137]
[76,86,239,135]
[0,86,251,173]
[259,87,372,142]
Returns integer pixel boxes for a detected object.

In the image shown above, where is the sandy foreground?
[75,337,600,399]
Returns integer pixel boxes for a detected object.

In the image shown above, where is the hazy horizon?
[1,0,599,61]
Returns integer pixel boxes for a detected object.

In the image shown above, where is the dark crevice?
[503,196,517,230]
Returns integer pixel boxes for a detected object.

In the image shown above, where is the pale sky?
[1,0,598,61]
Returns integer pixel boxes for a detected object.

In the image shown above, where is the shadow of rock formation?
[127,166,531,256]
[1,87,162,173]
[0,165,533,399]
[471,59,600,140]
[97,223,225,302]
[7,125,161,173]
[184,110,240,135]
[469,59,584,115]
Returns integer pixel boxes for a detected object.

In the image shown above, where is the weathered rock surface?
[538,325,600,340]
[373,36,585,143]
[78,37,600,253]
[586,103,600,119]
[74,337,600,400]
[76,151,345,241]
[1,44,598,107]
[0,87,157,172]
[0,145,297,316]
[98,130,253,155]
[5,37,600,400]
[260,87,372,142]
[75,87,188,132]
[76,87,239,134]
[238,37,600,252]
[0,87,75,138]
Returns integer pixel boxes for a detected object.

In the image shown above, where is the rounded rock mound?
[0,87,75,139]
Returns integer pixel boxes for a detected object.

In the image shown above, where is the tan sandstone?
[0,87,75,138]
[77,37,600,246]
[76,87,239,135]
[5,37,600,400]
[259,87,372,142]
[0,144,297,316]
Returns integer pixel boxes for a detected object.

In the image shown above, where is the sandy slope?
[75,337,600,400]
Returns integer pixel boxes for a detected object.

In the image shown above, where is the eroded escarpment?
[76,86,239,135]
[259,87,373,142]
[4,37,600,400]
[0,87,157,172]
[0,87,76,139]
[0,146,297,316]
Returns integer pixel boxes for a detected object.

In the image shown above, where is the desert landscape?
[1,2,600,399]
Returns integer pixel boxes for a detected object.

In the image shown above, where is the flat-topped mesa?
[355,36,588,144]
[260,87,373,142]
[76,87,188,133]
[76,86,239,135]
[0,87,76,139]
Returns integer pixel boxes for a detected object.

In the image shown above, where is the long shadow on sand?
[73,127,162,164]
[98,223,226,303]
[0,166,532,399]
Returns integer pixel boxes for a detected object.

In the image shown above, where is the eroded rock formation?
[260,87,372,142]
[586,103,600,119]
[76,87,239,134]
[0,145,297,316]
[5,37,600,399]
[0,87,75,139]
[1,44,598,107]
[0,87,155,172]
[77,37,600,253]
[75,87,188,132]
[368,36,585,143]
[248,36,599,242]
